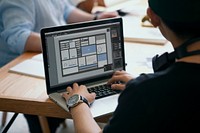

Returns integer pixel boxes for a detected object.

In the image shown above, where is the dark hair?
[148,0,200,39]
[161,18,200,39]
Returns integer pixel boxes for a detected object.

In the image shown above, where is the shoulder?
[0,0,35,13]
[0,0,34,7]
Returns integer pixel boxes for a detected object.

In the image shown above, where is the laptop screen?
[41,18,125,94]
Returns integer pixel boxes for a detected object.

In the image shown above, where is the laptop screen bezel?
[41,17,125,94]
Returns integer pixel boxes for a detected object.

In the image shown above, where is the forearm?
[67,8,118,24]
[97,0,106,6]
[77,0,94,13]
[67,8,95,23]
[24,32,42,52]
[71,103,102,133]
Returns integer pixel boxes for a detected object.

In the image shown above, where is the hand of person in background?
[95,10,119,19]
[70,0,106,13]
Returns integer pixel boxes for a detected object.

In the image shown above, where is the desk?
[0,40,173,132]
[0,42,173,114]
[0,52,112,130]
[124,41,173,77]
[0,52,71,118]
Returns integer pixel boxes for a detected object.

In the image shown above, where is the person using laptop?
[0,0,118,132]
[63,0,200,132]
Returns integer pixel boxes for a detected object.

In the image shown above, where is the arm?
[24,32,42,52]
[97,0,106,6]
[71,103,102,133]
[67,8,118,23]
[0,0,41,54]
[76,0,94,13]
[71,0,106,13]
[67,8,95,23]
[63,83,102,133]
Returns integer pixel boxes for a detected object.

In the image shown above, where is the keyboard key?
[88,84,120,99]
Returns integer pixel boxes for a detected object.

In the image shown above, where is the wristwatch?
[66,94,90,111]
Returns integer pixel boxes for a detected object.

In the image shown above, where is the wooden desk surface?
[0,52,111,122]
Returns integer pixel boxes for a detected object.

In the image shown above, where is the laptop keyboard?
[88,84,120,99]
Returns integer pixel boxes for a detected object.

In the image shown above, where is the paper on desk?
[123,16,167,45]
[31,53,43,61]
[9,54,45,79]
[124,27,167,45]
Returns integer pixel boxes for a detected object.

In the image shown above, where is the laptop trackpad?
[90,94,119,117]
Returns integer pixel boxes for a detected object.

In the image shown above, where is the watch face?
[67,94,80,107]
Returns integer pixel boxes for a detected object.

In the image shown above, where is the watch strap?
[67,94,90,111]
[80,95,90,107]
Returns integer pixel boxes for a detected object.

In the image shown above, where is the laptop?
[41,17,125,117]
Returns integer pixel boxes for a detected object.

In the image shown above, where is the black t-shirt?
[103,62,200,133]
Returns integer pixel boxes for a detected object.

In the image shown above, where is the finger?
[90,92,96,98]
[112,70,122,76]
[67,86,72,93]
[79,84,86,88]
[108,70,126,84]
[111,84,125,91]
[72,83,79,91]
[110,72,132,84]
[107,75,123,84]
[73,82,79,88]
[114,70,126,75]
[107,77,116,85]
